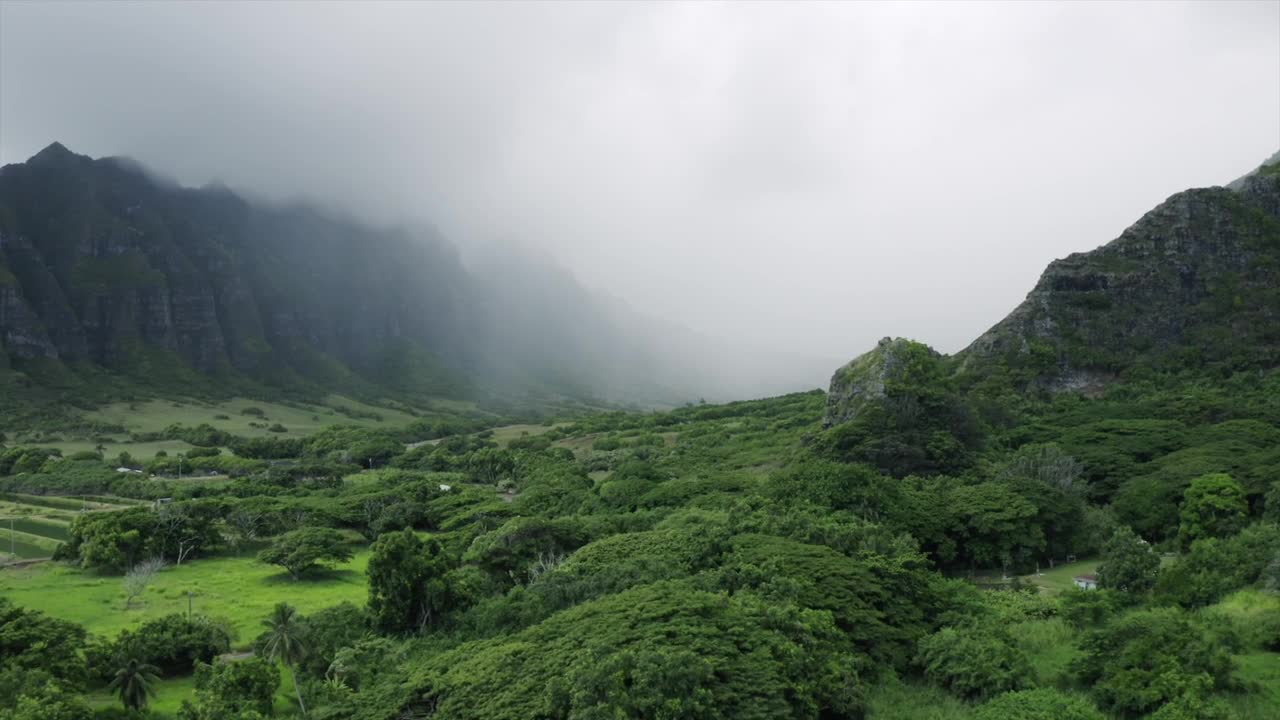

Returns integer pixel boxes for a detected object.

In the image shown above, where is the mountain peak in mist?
[27,141,84,166]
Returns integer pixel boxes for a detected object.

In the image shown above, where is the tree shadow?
[259,567,362,586]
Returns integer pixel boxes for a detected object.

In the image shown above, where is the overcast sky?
[2,1,1278,368]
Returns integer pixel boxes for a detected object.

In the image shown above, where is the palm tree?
[109,657,160,711]
[261,602,309,715]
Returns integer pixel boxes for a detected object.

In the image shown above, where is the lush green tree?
[177,657,279,719]
[153,500,224,565]
[1072,607,1235,716]
[88,614,232,680]
[1073,505,1120,559]
[765,459,902,519]
[344,580,860,720]
[1154,523,1280,607]
[326,636,401,692]
[466,448,516,484]
[1097,526,1159,594]
[0,598,88,692]
[2,679,94,720]
[288,602,369,679]
[1264,481,1280,524]
[367,529,454,634]
[973,688,1104,720]
[463,516,590,581]
[259,603,309,715]
[898,477,1044,570]
[257,527,352,580]
[1057,588,1126,629]
[915,624,1033,700]
[58,507,158,572]
[716,533,936,668]
[108,658,160,711]
[1146,694,1235,720]
[1178,473,1247,547]
[553,646,719,720]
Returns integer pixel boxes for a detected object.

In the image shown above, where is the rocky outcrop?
[824,337,940,427]
[822,153,1280,412]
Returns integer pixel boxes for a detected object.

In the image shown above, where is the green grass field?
[489,423,561,447]
[34,394,425,461]
[0,549,371,646]
[1019,558,1098,594]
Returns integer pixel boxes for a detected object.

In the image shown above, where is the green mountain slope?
[0,144,702,425]
[958,154,1280,390]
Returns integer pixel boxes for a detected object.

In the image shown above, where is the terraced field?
[0,494,131,561]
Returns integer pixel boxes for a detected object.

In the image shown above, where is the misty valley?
[3,3,1280,720]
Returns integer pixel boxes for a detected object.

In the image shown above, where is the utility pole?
[9,517,13,558]
[187,590,193,620]
[178,454,183,481]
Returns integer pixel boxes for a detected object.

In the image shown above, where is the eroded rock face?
[958,154,1280,389]
[824,337,940,427]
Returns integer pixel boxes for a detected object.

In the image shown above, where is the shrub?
[916,623,1033,700]
[973,688,1104,720]
[1058,588,1126,629]
[1155,523,1280,608]
[180,656,279,719]
[88,614,232,680]
[1072,607,1235,716]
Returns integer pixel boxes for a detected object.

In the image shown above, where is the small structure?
[438,484,453,492]
[1073,574,1098,591]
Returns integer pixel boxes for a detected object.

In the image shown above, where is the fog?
[2,1,1278,396]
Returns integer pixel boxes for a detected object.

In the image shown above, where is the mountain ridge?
[0,143,709,418]
[825,151,1280,424]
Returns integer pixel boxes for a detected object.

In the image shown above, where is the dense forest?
[2,369,1278,719]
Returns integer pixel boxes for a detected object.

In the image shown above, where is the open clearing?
[33,394,424,460]
[0,549,371,645]
[1019,558,1099,594]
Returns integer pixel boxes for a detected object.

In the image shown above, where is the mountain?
[825,152,1280,422]
[958,153,1280,391]
[0,143,719,416]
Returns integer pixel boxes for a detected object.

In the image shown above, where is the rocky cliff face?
[824,337,940,427]
[825,153,1280,416]
[957,155,1280,391]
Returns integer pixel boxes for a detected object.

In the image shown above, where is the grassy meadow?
[31,394,431,461]
[0,549,371,646]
